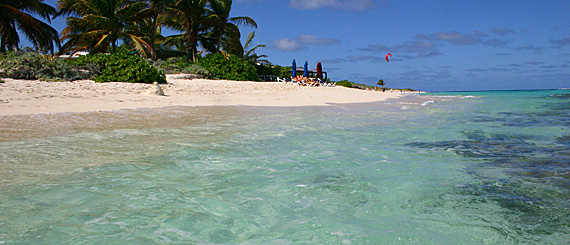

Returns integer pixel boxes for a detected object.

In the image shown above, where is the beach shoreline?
[0,74,411,116]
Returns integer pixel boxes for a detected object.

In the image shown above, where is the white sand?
[0,74,406,115]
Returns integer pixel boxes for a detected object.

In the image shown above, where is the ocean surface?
[0,90,569,243]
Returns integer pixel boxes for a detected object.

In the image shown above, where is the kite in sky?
[385,53,392,62]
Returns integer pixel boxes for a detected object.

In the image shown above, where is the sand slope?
[0,75,405,115]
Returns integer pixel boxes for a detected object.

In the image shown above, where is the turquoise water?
[1,90,569,243]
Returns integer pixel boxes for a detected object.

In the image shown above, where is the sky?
[29,0,570,91]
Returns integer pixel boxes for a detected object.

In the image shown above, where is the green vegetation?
[151,58,213,78]
[239,31,267,63]
[0,0,60,53]
[0,50,165,83]
[255,63,288,79]
[198,53,258,81]
[71,52,166,83]
[0,50,89,81]
[3,0,262,60]
[377,79,385,88]
[336,79,415,92]
[335,80,375,90]
[54,0,259,61]
[56,0,153,56]
[0,0,275,83]
[206,0,257,59]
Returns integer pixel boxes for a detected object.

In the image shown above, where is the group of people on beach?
[292,75,324,87]
[279,75,334,87]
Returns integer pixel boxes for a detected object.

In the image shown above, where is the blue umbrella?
[292,59,297,77]
[303,61,308,77]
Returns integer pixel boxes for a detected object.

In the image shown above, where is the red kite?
[385,53,392,62]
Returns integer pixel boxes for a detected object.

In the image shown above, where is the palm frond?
[229,16,257,28]
[0,1,59,52]
[127,34,155,58]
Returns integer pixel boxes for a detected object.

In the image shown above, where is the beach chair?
[277,77,291,84]
[315,78,331,87]
[324,80,336,87]
[306,78,320,87]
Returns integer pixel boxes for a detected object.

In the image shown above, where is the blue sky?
[34,0,570,91]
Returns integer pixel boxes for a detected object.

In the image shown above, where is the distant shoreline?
[426,88,568,93]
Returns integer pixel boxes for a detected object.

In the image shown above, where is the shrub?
[335,80,381,90]
[0,51,88,81]
[198,53,258,81]
[254,63,278,76]
[335,80,353,88]
[71,52,166,83]
[151,58,213,78]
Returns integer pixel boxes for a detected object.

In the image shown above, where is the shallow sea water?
[0,90,569,243]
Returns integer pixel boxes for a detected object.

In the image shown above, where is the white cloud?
[489,27,517,36]
[270,38,304,51]
[298,35,340,45]
[289,0,376,12]
[416,31,487,45]
[360,40,442,59]
[270,35,340,51]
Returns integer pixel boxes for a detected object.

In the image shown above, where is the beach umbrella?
[316,62,323,79]
[303,61,308,77]
[292,59,297,77]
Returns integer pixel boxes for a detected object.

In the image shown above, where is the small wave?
[428,95,480,99]
[427,95,462,98]
[549,93,570,99]
[421,101,435,106]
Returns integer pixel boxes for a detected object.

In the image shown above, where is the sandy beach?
[0,74,407,115]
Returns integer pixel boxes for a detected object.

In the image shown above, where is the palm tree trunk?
[150,13,158,60]
[189,29,199,62]
[186,33,194,62]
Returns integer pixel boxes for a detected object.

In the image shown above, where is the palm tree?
[207,0,257,54]
[130,17,165,57]
[377,79,386,91]
[163,0,210,61]
[0,0,60,53]
[241,31,267,63]
[56,0,154,56]
[133,0,172,60]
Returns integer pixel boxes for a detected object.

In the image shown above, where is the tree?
[162,0,211,62]
[57,0,154,56]
[207,0,257,54]
[241,31,267,63]
[377,79,386,88]
[133,0,172,60]
[0,0,60,53]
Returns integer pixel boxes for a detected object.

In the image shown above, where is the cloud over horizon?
[360,40,443,60]
[550,37,570,48]
[355,29,517,61]
[416,31,488,45]
[289,0,376,12]
[489,27,517,36]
